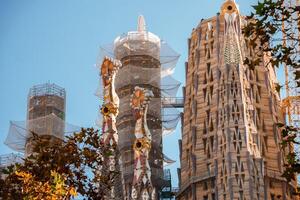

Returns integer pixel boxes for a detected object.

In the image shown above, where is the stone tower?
[177,1,298,199]
[25,83,66,156]
[114,16,164,199]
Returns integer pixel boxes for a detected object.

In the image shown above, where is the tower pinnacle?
[137,15,146,32]
[221,0,239,15]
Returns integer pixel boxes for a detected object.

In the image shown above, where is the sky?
[1,0,284,189]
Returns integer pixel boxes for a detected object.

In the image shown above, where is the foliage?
[0,128,118,199]
[243,0,300,87]
[278,123,300,182]
[243,0,300,189]
[14,170,77,200]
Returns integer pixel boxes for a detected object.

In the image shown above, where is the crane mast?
[281,0,300,132]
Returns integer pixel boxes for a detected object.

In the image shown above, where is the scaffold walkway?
[162,97,184,108]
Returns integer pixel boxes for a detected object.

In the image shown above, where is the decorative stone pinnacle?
[137,15,146,32]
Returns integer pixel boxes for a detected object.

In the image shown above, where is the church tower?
[177,1,298,199]
[114,16,164,199]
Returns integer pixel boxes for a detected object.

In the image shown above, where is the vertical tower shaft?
[26,83,66,156]
[114,16,163,199]
[177,1,298,199]
[99,57,122,199]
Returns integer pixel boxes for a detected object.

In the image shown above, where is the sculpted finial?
[221,0,239,15]
[137,15,146,32]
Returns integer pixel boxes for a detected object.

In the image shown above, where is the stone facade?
[177,1,298,200]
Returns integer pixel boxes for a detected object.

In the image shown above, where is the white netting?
[95,18,181,181]
[96,97,181,137]
[4,114,81,153]
[95,69,181,100]
[95,40,181,136]
[98,40,180,73]
[114,31,161,60]
[0,153,23,168]
[163,154,176,166]
[161,107,181,136]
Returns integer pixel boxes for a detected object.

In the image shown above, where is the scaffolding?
[96,16,181,199]
[96,37,182,136]
[4,83,80,156]
[279,0,300,185]
[160,169,179,199]
[28,83,65,99]
[0,153,23,168]
[281,0,300,129]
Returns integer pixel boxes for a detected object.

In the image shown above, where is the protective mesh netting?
[0,153,23,168]
[4,114,81,153]
[95,71,181,100]
[95,40,181,136]
[95,97,181,136]
[98,39,179,72]
[95,23,183,183]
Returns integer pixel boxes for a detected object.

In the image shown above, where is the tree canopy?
[0,128,118,199]
[243,0,300,186]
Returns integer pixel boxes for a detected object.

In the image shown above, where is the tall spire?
[137,15,146,32]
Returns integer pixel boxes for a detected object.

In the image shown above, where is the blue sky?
[1,0,284,188]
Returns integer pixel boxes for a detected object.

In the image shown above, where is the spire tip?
[137,15,146,32]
